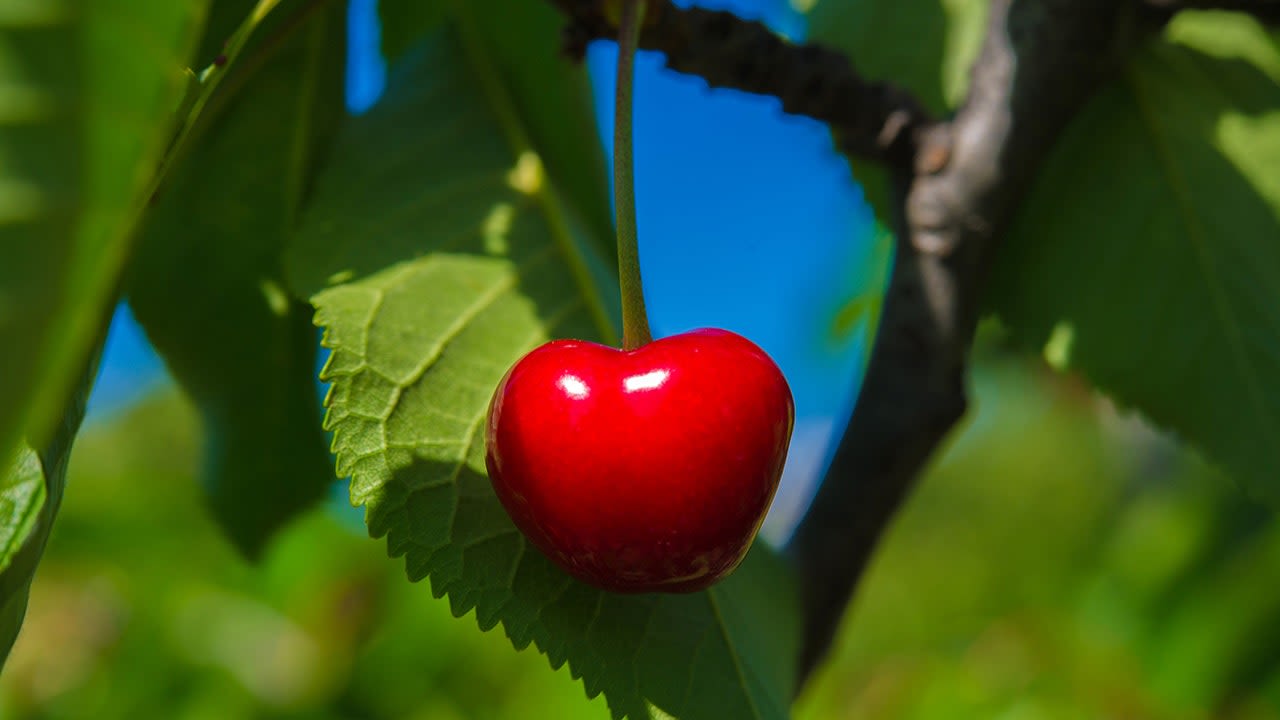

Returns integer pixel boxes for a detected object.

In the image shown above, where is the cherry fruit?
[484,328,794,593]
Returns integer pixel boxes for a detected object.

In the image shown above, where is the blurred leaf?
[377,0,619,264]
[374,0,619,318]
[806,0,988,222]
[288,25,797,719]
[0,3,82,472]
[127,0,345,556]
[464,1,618,271]
[829,222,893,360]
[0,1,205,474]
[987,12,1280,505]
[377,0,447,62]
[0,338,98,669]
[809,0,986,116]
[1146,525,1280,710]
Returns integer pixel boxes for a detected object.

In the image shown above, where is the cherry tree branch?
[547,0,931,167]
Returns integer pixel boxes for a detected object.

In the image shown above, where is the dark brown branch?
[547,0,930,167]
[785,0,1140,690]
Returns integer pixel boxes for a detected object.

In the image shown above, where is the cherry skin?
[484,328,794,594]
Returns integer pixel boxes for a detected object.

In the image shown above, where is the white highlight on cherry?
[623,369,670,393]
[557,374,590,399]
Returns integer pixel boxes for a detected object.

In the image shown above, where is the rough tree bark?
[544,0,1250,693]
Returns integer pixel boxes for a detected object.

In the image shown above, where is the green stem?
[615,0,652,350]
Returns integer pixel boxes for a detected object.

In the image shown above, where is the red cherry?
[484,328,795,593]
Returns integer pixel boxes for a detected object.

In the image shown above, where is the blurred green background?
[5,328,1279,719]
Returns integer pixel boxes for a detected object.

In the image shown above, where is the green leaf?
[0,2,83,471]
[987,12,1280,503]
[127,0,345,557]
[809,0,987,116]
[0,449,43,574]
[828,222,893,363]
[377,0,448,63]
[462,1,618,269]
[375,0,620,314]
[288,27,798,719]
[0,447,44,664]
[0,336,98,668]
[806,0,987,222]
[1144,521,1280,709]
[0,1,205,473]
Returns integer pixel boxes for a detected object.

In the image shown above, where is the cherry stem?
[614,0,652,351]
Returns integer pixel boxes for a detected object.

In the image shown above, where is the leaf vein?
[708,591,763,720]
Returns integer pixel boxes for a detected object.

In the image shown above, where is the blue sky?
[92,0,879,543]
